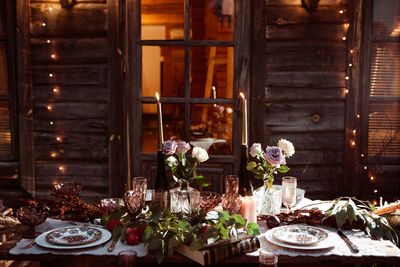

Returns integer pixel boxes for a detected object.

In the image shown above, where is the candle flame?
[155,92,160,101]
[239,92,245,99]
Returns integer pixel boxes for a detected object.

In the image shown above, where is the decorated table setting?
[1,110,400,266]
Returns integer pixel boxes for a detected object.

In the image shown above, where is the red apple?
[107,219,123,231]
[126,233,140,245]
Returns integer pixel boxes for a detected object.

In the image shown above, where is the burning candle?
[239,92,248,145]
[240,196,257,225]
[155,92,164,149]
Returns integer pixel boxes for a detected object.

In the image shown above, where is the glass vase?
[254,183,282,215]
[169,181,200,215]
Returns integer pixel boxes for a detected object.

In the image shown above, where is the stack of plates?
[36,226,111,249]
[264,225,334,250]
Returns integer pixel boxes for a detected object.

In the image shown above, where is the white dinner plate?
[264,228,334,250]
[36,226,111,250]
[272,225,328,246]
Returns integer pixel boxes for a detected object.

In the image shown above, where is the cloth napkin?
[9,218,148,257]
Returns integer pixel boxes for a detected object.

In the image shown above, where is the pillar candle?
[240,196,257,225]
[240,92,248,145]
[156,92,164,149]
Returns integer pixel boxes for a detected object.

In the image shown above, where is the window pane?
[141,0,184,40]
[191,46,233,98]
[373,0,400,37]
[191,0,234,40]
[0,42,8,95]
[368,102,400,156]
[0,100,11,156]
[190,104,233,155]
[370,43,400,97]
[142,46,185,98]
[142,103,185,153]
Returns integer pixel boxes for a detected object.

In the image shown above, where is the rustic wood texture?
[264,0,349,199]
[17,0,36,196]
[28,0,110,201]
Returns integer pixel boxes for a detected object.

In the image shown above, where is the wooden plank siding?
[29,0,109,202]
[264,0,349,199]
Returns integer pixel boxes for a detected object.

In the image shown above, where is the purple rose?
[264,146,284,166]
[162,140,177,155]
[175,141,191,154]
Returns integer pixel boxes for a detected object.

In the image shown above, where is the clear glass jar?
[254,183,282,215]
[169,180,200,214]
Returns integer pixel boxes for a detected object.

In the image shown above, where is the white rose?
[192,146,209,163]
[277,139,295,157]
[249,143,262,158]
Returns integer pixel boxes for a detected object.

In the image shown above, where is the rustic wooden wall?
[29,0,109,202]
[264,0,349,199]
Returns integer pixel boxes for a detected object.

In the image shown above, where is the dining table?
[1,198,400,267]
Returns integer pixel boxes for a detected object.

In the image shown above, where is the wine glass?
[16,205,50,238]
[282,176,297,213]
[132,177,147,203]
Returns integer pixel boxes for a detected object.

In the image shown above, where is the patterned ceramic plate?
[45,226,102,246]
[272,225,328,246]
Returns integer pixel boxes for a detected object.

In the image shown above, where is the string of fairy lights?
[339,2,379,206]
[40,4,66,178]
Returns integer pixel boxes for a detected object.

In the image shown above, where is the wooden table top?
[1,225,399,266]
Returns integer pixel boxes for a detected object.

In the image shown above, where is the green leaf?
[335,207,347,230]
[144,226,153,241]
[155,250,165,264]
[278,165,289,173]
[231,214,246,228]
[196,177,211,187]
[148,238,162,250]
[246,161,257,171]
[246,222,260,236]
[219,211,229,219]
[120,225,128,242]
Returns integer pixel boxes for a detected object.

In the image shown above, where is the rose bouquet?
[163,140,210,187]
[246,139,295,188]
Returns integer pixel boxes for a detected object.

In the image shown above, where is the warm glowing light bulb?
[342,36,347,41]
[372,200,377,206]
[364,166,367,169]
[49,73,53,77]
[47,105,53,111]
[339,10,344,14]
[373,189,378,193]
[356,114,360,118]
[350,50,354,54]
[345,76,349,80]
[58,166,64,171]
[53,88,58,93]
[47,39,51,44]
[239,92,245,99]
[50,121,54,125]
[51,54,56,59]
[361,154,364,157]
[50,152,56,158]
[352,129,356,134]
[350,140,356,146]
[345,89,349,94]
[49,6,53,11]
[56,136,62,142]
[348,63,352,67]
[370,176,374,181]
[42,22,46,27]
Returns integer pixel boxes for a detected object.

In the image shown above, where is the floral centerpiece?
[246,139,295,215]
[163,140,210,214]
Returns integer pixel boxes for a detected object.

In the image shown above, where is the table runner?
[9,218,148,257]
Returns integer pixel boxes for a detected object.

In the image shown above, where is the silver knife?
[338,230,359,253]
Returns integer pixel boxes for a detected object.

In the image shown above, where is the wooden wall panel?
[30,3,107,36]
[264,0,348,198]
[29,0,110,201]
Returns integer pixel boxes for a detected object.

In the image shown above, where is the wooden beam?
[17,0,35,196]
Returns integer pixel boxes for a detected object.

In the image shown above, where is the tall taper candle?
[240,92,248,145]
[156,92,164,149]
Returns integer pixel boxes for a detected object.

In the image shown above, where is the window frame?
[0,0,18,177]
[360,0,400,165]
[125,0,252,190]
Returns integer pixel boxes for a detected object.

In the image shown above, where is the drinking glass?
[259,247,278,267]
[132,177,147,203]
[118,250,137,267]
[225,175,239,194]
[282,176,297,213]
